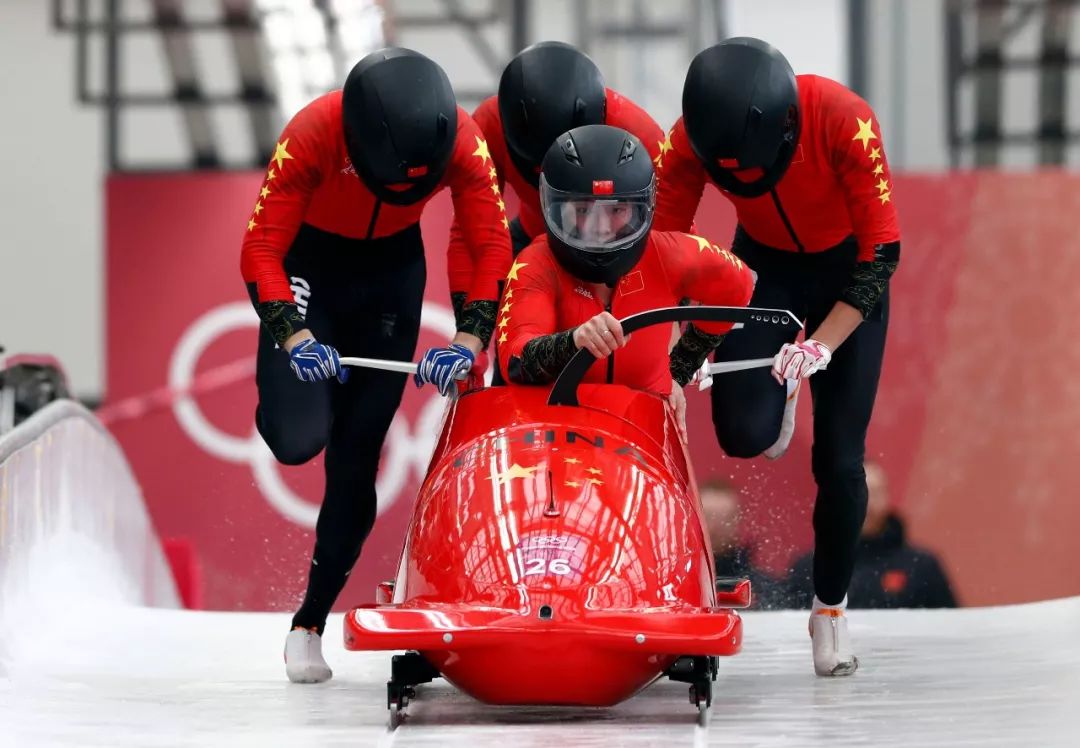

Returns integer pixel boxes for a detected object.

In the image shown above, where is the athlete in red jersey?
[656,38,902,677]
[498,125,753,427]
[240,49,511,684]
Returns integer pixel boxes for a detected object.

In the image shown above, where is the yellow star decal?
[658,133,674,157]
[875,178,890,194]
[878,191,892,205]
[501,216,509,229]
[872,163,885,177]
[565,480,581,488]
[490,462,539,485]
[260,186,271,199]
[504,288,514,300]
[488,166,498,180]
[507,259,528,281]
[586,467,603,476]
[564,457,581,465]
[498,316,510,329]
[496,197,505,212]
[247,218,257,231]
[266,168,277,181]
[500,301,512,315]
[253,201,264,215]
[689,234,718,254]
[490,182,501,196]
[852,117,877,151]
[472,136,491,165]
[498,331,508,344]
[868,147,882,162]
[587,478,604,486]
[272,139,294,170]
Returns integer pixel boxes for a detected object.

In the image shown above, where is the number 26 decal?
[523,558,572,576]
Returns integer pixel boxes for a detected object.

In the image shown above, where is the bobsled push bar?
[548,305,801,406]
[339,306,800,389]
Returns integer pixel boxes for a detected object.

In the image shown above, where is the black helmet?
[682,37,800,198]
[539,125,655,286]
[342,47,457,206]
[498,41,607,188]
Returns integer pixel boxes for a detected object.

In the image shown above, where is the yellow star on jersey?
[875,178,890,194]
[247,218,257,231]
[565,480,581,488]
[654,132,674,167]
[690,235,718,254]
[504,288,514,300]
[498,315,510,329]
[872,163,885,177]
[473,136,491,165]
[490,462,539,485]
[878,191,892,205]
[501,301,512,315]
[488,166,498,180]
[585,467,603,476]
[267,168,277,181]
[272,139,294,170]
[499,331,508,344]
[868,147,882,162]
[260,186,271,199]
[587,478,604,486]
[253,201,264,215]
[852,117,877,151]
[507,259,528,281]
[501,216,509,229]
[564,457,581,465]
[490,182,501,196]
[496,197,505,212]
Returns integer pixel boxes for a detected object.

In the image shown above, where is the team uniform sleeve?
[659,232,755,386]
[606,89,666,165]
[239,97,327,345]
[652,119,708,233]
[497,254,576,385]
[446,99,505,320]
[446,110,513,347]
[240,98,326,303]
[824,83,902,318]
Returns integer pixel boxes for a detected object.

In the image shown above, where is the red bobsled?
[343,307,798,723]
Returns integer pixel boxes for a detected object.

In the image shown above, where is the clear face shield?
[540,175,655,254]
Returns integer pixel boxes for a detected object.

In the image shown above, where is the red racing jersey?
[653,75,900,262]
[498,232,755,396]
[240,90,512,305]
[446,88,665,290]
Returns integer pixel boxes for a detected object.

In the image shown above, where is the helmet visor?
[540,175,654,254]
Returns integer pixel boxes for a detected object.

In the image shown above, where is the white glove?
[771,339,831,383]
[692,359,714,391]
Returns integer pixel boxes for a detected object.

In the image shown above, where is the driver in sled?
[496,123,755,431]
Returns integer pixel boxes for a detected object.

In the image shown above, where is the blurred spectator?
[700,477,784,610]
[787,462,957,609]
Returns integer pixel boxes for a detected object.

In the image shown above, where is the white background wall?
[1,0,967,401]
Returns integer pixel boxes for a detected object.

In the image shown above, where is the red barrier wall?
[105,172,1080,609]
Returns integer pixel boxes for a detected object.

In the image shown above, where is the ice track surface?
[3,596,1079,747]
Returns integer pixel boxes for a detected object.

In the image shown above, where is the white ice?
[4,586,1079,747]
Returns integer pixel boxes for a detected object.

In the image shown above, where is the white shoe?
[763,379,800,460]
[809,596,859,676]
[284,627,333,683]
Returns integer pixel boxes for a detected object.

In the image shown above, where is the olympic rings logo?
[167,301,457,529]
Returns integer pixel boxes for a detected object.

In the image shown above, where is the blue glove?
[288,338,348,383]
[414,343,474,396]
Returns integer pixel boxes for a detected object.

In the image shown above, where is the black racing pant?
[710,227,889,606]
[251,223,425,634]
